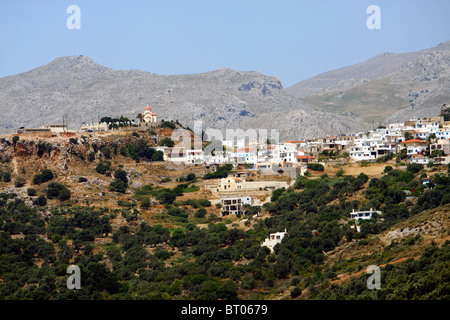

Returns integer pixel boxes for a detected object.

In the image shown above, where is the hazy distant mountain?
[286,41,450,126]
[0,56,363,140]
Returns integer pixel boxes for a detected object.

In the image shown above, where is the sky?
[0,0,449,87]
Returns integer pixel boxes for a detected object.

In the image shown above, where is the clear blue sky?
[0,0,449,87]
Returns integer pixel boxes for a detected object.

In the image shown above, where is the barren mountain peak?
[0,56,363,139]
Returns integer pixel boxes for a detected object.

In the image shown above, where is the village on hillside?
[1,103,450,300]
[14,104,450,168]
[5,104,449,246]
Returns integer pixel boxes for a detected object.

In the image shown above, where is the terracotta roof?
[400,139,427,144]
[297,155,314,159]
[235,148,256,152]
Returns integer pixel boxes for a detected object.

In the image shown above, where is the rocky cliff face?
[0,56,363,141]
[0,134,151,177]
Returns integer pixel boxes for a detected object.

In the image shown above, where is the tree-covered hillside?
[0,162,449,300]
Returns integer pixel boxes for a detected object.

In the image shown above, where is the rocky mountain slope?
[0,56,364,141]
[287,41,450,126]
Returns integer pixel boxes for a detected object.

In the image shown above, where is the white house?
[43,124,68,133]
[435,128,450,140]
[284,140,307,150]
[80,122,109,132]
[349,132,397,161]
[164,147,187,163]
[388,122,405,129]
[203,151,229,165]
[261,229,287,252]
[220,196,254,216]
[234,148,257,165]
[220,177,244,191]
[186,149,204,164]
[408,154,430,165]
[222,139,246,150]
[399,139,428,156]
[350,208,382,221]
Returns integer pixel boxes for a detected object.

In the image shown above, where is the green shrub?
[198,199,211,207]
[195,208,207,218]
[160,121,176,129]
[407,163,423,174]
[33,195,47,206]
[32,169,54,184]
[101,146,112,159]
[108,169,129,193]
[1,171,11,182]
[27,188,37,196]
[109,179,128,193]
[167,207,188,218]
[159,137,175,147]
[140,197,151,209]
[46,182,71,201]
[127,139,162,162]
[290,287,302,298]
[307,163,324,171]
[88,152,95,162]
[119,146,128,156]
[203,164,233,179]
[95,161,111,174]
[117,200,136,207]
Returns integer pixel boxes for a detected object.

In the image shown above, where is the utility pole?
[62,115,68,132]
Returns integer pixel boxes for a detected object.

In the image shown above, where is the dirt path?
[11,157,19,175]
[330,256,418,286]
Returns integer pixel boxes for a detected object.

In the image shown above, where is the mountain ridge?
[0,56,363,140]
[287,40,450,126]
[286,40,450,97]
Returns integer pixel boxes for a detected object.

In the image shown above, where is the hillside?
[287,41,450,126]
[0,132,448,300]
[0,56,364,141]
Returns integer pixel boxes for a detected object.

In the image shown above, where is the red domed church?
[141,106,157,123]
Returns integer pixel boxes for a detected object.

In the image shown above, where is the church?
[141,105,157,123]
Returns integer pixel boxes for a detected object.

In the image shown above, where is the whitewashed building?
[186,149,204,164]
[80,122,109,132]
[261,229,287,252]
[220,196,254,216]
[350,208,382,221]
